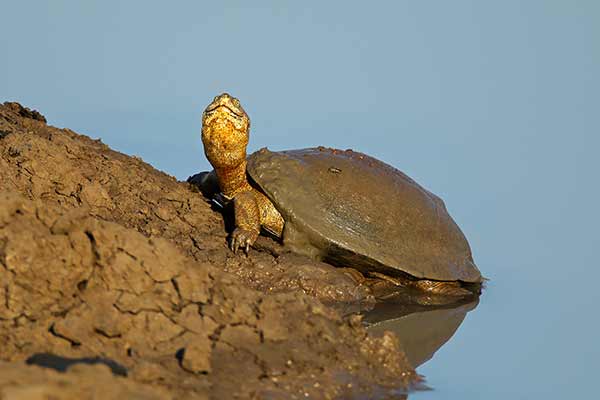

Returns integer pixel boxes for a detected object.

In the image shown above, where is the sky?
[1,1,599,398]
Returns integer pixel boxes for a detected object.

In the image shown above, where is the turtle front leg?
[230,190,261,254]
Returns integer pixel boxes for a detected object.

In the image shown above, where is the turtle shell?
[247,147,481,283]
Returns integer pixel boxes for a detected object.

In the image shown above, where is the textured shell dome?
[247,147,481,283]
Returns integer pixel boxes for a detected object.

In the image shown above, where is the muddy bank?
[0,102,421,398]
[0,102,375,305]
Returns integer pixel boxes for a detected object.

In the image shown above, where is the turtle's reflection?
[363,296,479,369]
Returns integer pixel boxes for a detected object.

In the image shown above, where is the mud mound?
[0,103,419,399]
[0,102,372,305]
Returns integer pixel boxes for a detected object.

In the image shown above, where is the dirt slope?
[0,103,418,399]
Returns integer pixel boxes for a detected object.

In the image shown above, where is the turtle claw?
[229,228,258,256]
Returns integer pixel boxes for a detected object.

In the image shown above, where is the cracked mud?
[0,102,420,399]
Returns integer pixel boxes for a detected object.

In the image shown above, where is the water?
[411,276,599,399]
[363,251,598,399]
[364,298,479,372]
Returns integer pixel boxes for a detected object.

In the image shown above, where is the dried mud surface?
[0,103,419,399]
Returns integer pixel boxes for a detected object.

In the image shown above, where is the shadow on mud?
[26,353,128,377]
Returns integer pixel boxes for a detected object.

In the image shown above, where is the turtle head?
[202,93,250,169]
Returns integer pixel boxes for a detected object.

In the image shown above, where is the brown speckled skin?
[201,93,284,253]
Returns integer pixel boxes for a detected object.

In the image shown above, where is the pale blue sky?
[2,1,599,398]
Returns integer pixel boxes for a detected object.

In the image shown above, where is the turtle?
[195,93,482,292]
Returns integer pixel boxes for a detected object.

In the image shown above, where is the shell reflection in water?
[363,297,479,369]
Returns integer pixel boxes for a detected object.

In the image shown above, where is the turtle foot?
[412,279,475,297]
